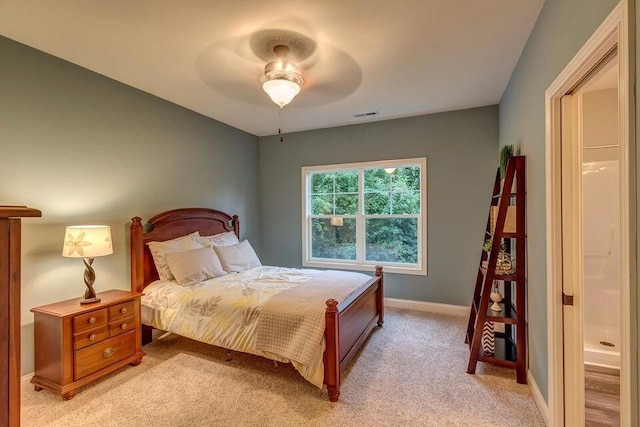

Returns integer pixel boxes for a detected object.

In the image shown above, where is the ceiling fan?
[262,44,305,108]
[194,27,362,137]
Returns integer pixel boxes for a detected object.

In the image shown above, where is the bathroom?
[580,59,620,426]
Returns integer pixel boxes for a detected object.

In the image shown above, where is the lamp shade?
[62,225,113,258]
[263,79,301,108]
[330,217,344,227]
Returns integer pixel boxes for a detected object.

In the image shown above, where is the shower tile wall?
[582,88,620,369]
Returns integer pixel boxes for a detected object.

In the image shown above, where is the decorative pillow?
[165,247,227,286]
[200,231,240,248]
[147,232,203,281]
[213,240,261,273]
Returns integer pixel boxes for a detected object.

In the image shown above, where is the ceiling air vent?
[353,111,380,118]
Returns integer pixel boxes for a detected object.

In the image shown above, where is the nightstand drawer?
[108,316,135,337]
[74,330,135,380]
[73,309,107,332]
[109,301,134,320]
[73,325,108,350]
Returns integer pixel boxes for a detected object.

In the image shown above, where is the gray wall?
[259,106,498,305]
[498,0,619,402]
[0,36,260,374]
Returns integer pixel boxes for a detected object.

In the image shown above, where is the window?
[302,158,427,275]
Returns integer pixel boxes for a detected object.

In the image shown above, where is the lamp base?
[80,257,101,304]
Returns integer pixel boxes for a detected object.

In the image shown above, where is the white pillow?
[200,231,240,248]
[147,232,203,281]
[165,247,227,286]
[213,240,261,273]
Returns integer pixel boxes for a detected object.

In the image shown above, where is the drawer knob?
[89,334,96,341]
[121,323,127,330]
[102,347,114,358]
[120,307,127,314]
[88,316,97,324]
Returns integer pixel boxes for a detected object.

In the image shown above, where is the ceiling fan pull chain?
[279,108,284,142]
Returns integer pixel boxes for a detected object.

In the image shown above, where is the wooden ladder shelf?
[465,155,527,383]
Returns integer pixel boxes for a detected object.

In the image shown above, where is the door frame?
[545,1,637,426]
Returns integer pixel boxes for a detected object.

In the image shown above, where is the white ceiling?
[0,0,544,136]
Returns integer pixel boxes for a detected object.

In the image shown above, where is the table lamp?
[62,225,112,304]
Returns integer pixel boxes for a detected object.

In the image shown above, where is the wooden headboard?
[130,208,239,293]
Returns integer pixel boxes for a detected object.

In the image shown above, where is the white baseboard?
[384,297,469,317]
[21,372,34,384]
[528,370,549,426]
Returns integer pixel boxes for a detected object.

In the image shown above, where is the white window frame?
[301,157,427,276]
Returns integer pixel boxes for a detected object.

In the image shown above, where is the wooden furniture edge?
[324,266,383,402]
[0,206,42,218]
[30,290,142,317]
[0,206,40,427]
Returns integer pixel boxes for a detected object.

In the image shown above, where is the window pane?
[334,170,358,193]
[335,194,358,215]
[364,168,390,192]
[364,192,390,215]
[311,218,356,260]
[366,218,418,263]
[392,191,420,214]
[392,166,420,191]
[311,194,333,215]
[311,172,334,194]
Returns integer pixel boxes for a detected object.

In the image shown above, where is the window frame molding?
[301,157,427,276]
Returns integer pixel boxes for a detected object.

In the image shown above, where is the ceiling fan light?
[263,79,301,108]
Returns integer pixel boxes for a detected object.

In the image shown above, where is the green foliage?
[311,218,356,260]
[364,192,390,214]
[499,145,514,179]
[392,191,420,215]
[366,218,418,263]
[335,171,358,193]
[311,171,359,215]
[483,238,506,253]
[364,166,420,215]
[310,166,422,264]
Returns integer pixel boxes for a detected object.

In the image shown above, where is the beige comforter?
[141,266,371,387]
[255,270,367,367]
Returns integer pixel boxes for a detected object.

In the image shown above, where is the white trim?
[545,2,637,425]
[301,157,428,276]
[21,372,34,385]
[528,370,550,426]
[303,260,427,276]
[384,297,469,317]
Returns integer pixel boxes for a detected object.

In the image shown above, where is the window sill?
[302,260,427,276]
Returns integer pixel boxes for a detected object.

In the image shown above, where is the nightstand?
[30,290,145,400]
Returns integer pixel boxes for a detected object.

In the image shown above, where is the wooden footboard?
[323,266,384,402]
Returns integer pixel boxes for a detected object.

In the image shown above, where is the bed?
[130,207,384,401]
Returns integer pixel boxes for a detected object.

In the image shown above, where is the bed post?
[324,299,340,402]
[130,217,144,294]
[375,266,384,326]
[131,217,152,345]
[232,215,239,239]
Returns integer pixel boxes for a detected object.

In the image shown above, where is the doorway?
[545,2,636,426]
[561,51,621,426]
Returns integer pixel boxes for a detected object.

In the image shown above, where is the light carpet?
[22,308,544,426]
